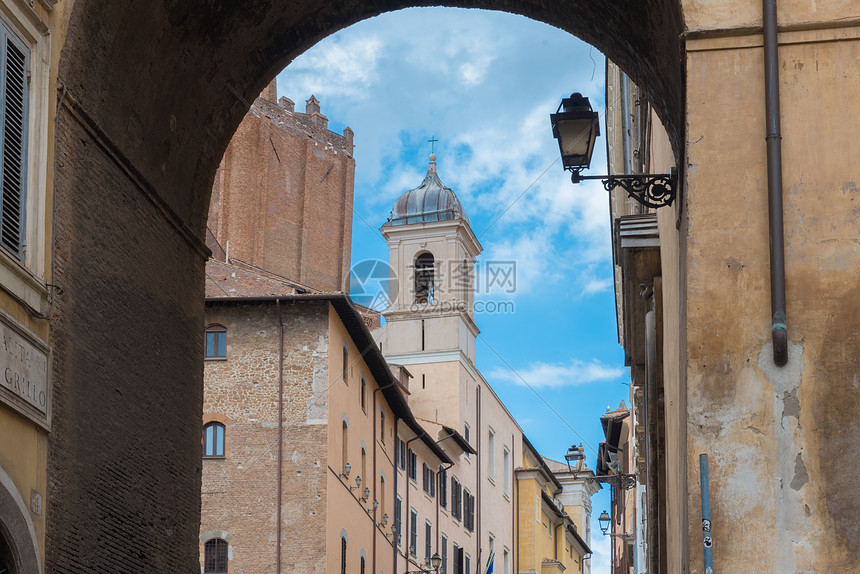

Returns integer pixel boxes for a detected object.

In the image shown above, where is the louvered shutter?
[0,24,28,259]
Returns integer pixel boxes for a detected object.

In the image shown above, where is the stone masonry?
[201,299,329,573]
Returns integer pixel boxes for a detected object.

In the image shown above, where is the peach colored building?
[200,260,453,574]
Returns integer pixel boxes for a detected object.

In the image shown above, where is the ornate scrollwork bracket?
[585,472,637,490]
[578,170,677,209]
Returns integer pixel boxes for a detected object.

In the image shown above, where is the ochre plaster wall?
[684,25,860,573]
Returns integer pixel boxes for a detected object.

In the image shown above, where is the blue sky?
[278,8,629,570]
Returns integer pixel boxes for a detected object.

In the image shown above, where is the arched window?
[205,325,227,359]
[414,253,435,304]
[360,376,367,412]
[341,532,348,574]
[204,538,228,573]
[203,422,225,457]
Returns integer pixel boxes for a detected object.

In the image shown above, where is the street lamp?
[564,443,585,472]
[550,93,677,209]
[598,509,634,539]
[405,552,442,573]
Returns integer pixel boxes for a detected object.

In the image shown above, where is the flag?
[485,551,495,574]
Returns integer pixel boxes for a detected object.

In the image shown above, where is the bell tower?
[378,154,482,363]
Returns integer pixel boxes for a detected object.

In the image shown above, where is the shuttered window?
[0,23,28,260]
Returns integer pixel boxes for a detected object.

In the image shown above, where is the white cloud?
[279,34,383,99]
[589,533,612,573]
[490,359,624,388]
[581,275,614,297]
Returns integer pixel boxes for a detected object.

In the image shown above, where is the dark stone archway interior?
[49,1,683,571]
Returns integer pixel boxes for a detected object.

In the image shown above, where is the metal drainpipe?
[435,431,458,553]
[764,0,789,366]
[476,385,482,570]
[276,299,285,574]
[393,417,400,574]
[373,381,397,574]
[405,434,423,570]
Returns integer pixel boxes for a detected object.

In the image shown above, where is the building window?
[0,22,28,261]
[439,468,448,508]
[414,252,435,304]
[204,538,228,573]
[395,496,403,546]
[397,438,407,470]
[464,423,470,459]
[425,520,432,563]
[451,477,462,521]
[488,533,495,569]
[463,490,475,532]
[503,548,510,574]
[342,346,349,385]
[380,407,386,443]
[409,508,418,556]
[441,534,448,574]
[360,555,365,574]
[203,422,225,457]
[205,325,227,358]
[503,446,511,496]
[341,534,347,574]
[452,544,461,574]
[360,376,367,412]
[361,446,367,486]
[487,427,496,481]
[422,463,435,497]
[408,449,417,481]
[464,553,471,574]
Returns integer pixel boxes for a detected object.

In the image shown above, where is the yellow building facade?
[0,0,72,571]
[516,439,591,574]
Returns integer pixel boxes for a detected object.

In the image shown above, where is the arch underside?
[48,0,684,571]
[58,0,684,235]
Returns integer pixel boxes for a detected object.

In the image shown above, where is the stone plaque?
[0,312,49,428]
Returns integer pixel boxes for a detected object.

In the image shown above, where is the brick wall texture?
[201,300,329,573]
[207,95,355,293]
[47,106,205,572]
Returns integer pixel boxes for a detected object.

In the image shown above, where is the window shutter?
[0,25,27,259]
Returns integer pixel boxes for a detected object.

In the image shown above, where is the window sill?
[503,492,511,502]
[204,357,227,362]
[488,476,496,485]
[0,248,49,316]
[203,455,226,460]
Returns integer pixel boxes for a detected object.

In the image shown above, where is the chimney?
[305,95,321,116]
[280,96,295,113]
[261,78,278,102]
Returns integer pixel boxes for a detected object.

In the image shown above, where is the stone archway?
[48,1,683,571]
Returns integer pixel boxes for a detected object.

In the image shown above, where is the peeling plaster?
[758,339,806,573]
[790,453,808,491]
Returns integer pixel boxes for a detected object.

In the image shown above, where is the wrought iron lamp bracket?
[578,170,677,209]
[586,473,637,490]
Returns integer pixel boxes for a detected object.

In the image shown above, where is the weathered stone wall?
[201,300,329,573]
[47,103,206,573]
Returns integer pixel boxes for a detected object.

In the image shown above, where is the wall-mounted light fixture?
[405,552,442,574]
[598,509,634,539]
[349,475,362,493]
[340,462,351,480]
[563,444,636,490]
[550,93,677,209]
